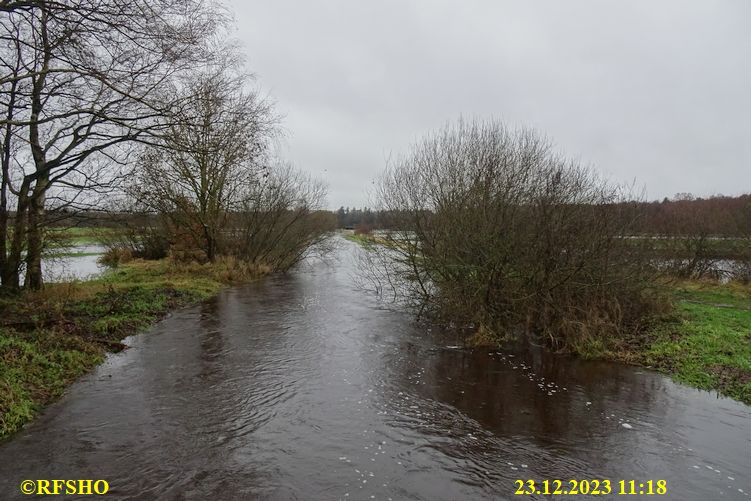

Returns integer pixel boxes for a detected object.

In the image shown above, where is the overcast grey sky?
[227,0,751,209]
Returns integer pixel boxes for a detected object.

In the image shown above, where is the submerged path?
[1,241,750,500]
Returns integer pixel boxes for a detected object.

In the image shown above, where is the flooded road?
[1,241,749,500]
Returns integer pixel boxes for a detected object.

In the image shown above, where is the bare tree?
[133,68,276,262]
[368,118,660,350]
[0,0,225,290]
[229,161,335,271]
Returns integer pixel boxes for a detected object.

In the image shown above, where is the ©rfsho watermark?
[20,479,109,495]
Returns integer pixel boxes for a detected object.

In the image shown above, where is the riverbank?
[47,226,123,246]
[529,280,751,405]
[2,239,748,501]
[0,257,268,440]
[346,232,751,404]
[635,280,751,404]
[343,232,387,247]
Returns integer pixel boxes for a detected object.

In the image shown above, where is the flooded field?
[37,245,106,283]
[0,242,749,500]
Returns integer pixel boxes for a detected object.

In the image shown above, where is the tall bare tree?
[0,0,225,290]
[0,11,25,289]
[134,68,276,261]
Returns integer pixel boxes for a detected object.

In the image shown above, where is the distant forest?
[335,207,379,230]
[42,193,751,238]
[335,193,751,236]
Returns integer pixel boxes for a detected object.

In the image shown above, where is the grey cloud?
[228,0,751,207]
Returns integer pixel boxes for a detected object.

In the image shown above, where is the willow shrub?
[370,118,665,351]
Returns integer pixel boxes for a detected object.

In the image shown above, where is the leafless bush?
[656,199,727,278]
[367,118,663,351]
[225,162,336,272]
[728,258,751,284]
[97,216,170,267]
[354,223,373,235]
[98,247,133,268]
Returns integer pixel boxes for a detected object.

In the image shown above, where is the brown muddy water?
[1,241,749,500]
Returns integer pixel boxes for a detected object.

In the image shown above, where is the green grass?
[640,281,751,404]
[0,333,101,438]
[47,226,123,246]
[43,251,102,258]
[626,236,751,259]
[0,256,267,441]
[343,231,401,250]
[344,232,378,248]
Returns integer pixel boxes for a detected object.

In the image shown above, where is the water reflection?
[36,244,106,282]
[0,239,748,500]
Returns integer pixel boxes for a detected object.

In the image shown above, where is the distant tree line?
[633,194,751,237]
[336,195,750,237]
[335,207,379,230]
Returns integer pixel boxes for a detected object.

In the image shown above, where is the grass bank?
[43,251,103,258]
[635,281,751,404]
[343,232,378,248]
[0,257,268,441]
[47,226,122,246]
[343,231,395,249]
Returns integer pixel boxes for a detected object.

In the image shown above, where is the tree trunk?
[24,176,47,290]
[0,73,18,291]
[2,215,23,291]
[0,144,9,289]
[21,5,50,291]
[2,178,30,291]
[205,226,216,262]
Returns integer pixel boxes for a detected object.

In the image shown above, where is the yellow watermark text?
[20,479,109,495]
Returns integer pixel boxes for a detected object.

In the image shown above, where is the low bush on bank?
[367,118,666,352]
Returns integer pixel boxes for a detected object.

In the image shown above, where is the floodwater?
[40,245,106,282]
[16,245,105,284]
[1,240,749,500]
